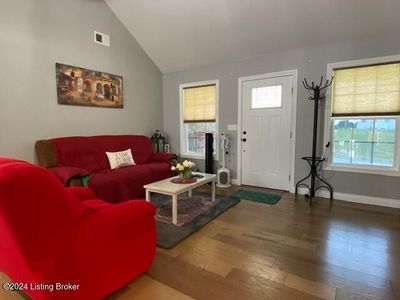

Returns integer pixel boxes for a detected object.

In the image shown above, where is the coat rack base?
[295,157,333,205]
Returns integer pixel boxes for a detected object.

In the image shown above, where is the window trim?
[323,55,400,177]
[179,79,219,160]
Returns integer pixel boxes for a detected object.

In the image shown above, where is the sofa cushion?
[146,161,175,182]
[49,166,90,185]
[106,149,135,170]
[88,165,150,203]
[88,162,174,203]
[51,135,152,173]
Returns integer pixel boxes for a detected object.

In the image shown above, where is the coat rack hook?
[303,78,310,89]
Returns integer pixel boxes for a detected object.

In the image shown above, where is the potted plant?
[171,160,195,180]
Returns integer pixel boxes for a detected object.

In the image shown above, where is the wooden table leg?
[172,194,178,225]
[188,189,192,197]
[146,189,151,202]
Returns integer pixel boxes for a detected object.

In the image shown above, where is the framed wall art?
[56,63,124,108]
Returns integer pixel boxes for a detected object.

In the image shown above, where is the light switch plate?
[227,124,238,131]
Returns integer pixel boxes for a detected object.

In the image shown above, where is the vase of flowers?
[171,160,195,180]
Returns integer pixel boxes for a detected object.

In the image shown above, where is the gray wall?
[163,34,400,199]
[0,0,163,162]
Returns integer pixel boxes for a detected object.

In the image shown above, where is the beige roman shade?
[183,84,216,123]
[332,62,400,116]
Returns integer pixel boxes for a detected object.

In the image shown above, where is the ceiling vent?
[94,31,110,47]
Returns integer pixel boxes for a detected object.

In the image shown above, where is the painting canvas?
[56,63,123,108]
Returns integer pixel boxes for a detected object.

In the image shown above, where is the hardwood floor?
[1,186,399,299]
[143,186,400,300]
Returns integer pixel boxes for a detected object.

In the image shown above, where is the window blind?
[332,62,400,116]
[183,84,216,123]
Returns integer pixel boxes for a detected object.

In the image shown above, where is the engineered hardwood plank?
[0,273,26,300]
[156,246,179,258]
[226,268,323,300]
[273,255,391,298]
[216,220,393,279]
[284,273,336,300]
[111,275,193,300]
[175,235,276,277]
[247,231,318,251]
[214,232,318,266]
[390,280,400,300]
[214,233,391,299]
[334,288,385,300]
[148,252,265,300]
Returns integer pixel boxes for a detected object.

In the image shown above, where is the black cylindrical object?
[205,133,214,174]
[310,87,319,198]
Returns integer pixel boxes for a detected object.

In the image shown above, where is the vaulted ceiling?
[105,0,400,73]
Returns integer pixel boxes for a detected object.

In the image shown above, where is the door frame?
[237,69,298,192]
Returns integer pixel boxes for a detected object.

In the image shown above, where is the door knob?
[242,138,247,142]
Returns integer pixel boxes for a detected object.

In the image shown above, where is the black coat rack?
[295,76,333,204]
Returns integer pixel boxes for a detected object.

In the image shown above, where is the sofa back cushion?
[51,135,152,173]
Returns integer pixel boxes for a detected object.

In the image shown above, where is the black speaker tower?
[205,133,214,174]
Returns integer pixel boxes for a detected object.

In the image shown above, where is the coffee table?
[144,172,216,225]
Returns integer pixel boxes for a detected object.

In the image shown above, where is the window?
[251,85,282,109]
[325,57,400,175]
[332,118,396,167]
[180,80,218,158]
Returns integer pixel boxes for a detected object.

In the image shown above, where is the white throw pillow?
[106,149,135,170]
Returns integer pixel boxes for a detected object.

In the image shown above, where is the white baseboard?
[289,185,296,194]
[296,187,400,209]
[231,178,240,185]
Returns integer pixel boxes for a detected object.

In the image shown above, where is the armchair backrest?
[0,158,83,257]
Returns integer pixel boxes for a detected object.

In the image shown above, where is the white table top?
[144,172,216,195]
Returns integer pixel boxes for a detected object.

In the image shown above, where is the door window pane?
[251,85,282,109]
[332,118,396,167]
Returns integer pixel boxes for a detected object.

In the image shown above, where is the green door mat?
[231,189,282,205]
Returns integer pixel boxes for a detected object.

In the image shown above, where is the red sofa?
[0,158,156,300]
[35,135,176,203]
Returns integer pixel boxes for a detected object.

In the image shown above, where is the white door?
[241,75,293,190]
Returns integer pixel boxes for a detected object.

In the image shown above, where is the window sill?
[323,164,400,177]
[180,153,218,160]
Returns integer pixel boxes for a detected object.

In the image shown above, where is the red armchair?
[0,158,156,300]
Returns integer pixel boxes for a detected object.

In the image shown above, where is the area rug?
[156,195,220,227]
[151,192,240,249]
[231,189,282,205]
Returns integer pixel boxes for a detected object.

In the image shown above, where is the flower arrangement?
[171,160,196,180]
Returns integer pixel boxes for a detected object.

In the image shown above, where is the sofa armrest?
[48,166,89,186]
[66,187,96,201]
[35,140,58,168]
[149,152,177,164]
